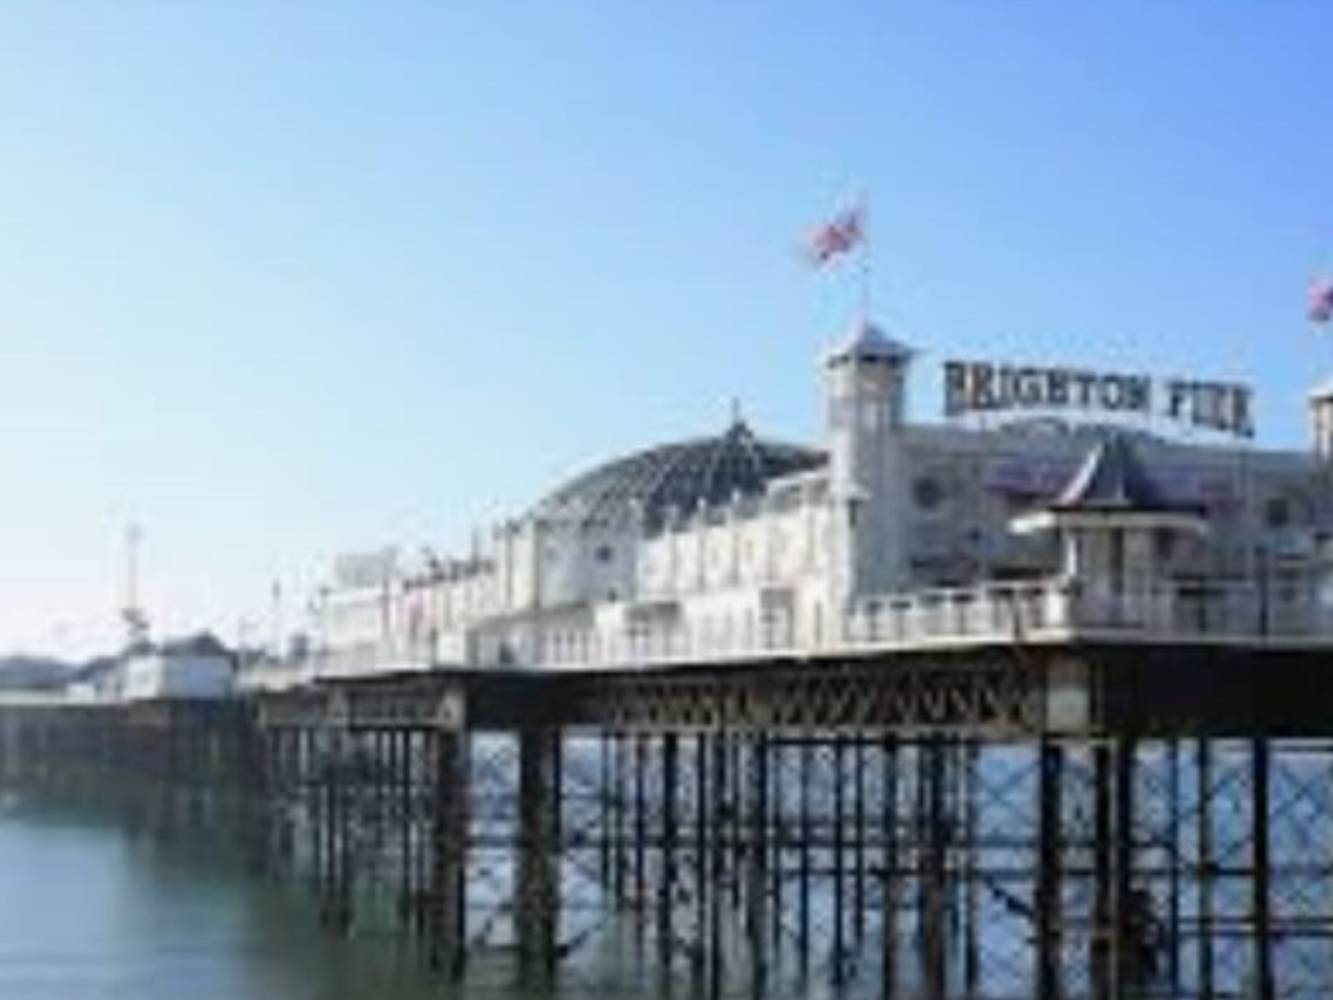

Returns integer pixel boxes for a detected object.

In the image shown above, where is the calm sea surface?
[0,799,466,1000]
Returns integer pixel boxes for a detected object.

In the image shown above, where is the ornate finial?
[730,396,743,427]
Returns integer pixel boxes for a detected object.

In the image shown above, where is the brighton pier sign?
[943,359,1255,438]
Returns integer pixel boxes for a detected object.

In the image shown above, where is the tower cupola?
[824,320,914,429]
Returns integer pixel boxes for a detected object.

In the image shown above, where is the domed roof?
[533,419,826,527]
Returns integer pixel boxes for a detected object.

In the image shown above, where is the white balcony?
[544,579,1333,671]
[238,577,1333,688]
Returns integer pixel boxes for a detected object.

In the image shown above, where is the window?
[913,476,943,510]
[1265,496,1291,530]
[595,543,614,563]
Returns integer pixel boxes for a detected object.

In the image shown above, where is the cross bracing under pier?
[7,643,1333,998]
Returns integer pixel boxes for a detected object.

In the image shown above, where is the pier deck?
[4,638,1333,999]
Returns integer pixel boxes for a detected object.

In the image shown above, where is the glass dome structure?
[532,420,825,528]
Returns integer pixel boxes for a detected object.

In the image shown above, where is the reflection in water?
[0,800,462,1000]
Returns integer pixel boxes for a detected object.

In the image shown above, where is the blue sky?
[2,2,1331,656]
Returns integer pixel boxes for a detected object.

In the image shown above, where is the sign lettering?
[944,360,1254,438]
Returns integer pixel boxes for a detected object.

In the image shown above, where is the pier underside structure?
[5,644,1333,999]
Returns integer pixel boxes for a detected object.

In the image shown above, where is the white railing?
[1069,581,1333,641]
[847,581,1071,647]
[235,629,481,692]
[235,658,314,692]
[236,577,1333,687]
[544,579,1333,670]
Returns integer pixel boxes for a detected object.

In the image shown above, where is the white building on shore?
[68,634,235,703]
[243,319,1333,688]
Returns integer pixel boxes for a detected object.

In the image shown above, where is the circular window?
[595,544,614,563]
[914,476,943,510]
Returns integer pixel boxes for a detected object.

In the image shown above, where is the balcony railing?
[238,577,1333,688]
[543,579,1333,670]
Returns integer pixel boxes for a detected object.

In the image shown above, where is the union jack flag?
[803,205,864,267]
[1309,275,1333,324]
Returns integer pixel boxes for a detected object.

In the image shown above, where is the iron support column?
[711,732,727,1000]
[748,732,769,999]
[1092,742,1112,1000]
[882,735,899,1000]
[429,728,468,981]
[694,732,709,985]
[1037,738,1064,1000]
[1111,736,1136,999]
[1196,738,1213,1000]
[634,733,647,938]
[921,737,948,1000]
[658,732,678,977]
[1252,737,1274,1000]
[832,736,846,987]
[797,738,811,977]
[517,726,560,982]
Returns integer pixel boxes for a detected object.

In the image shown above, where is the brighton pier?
[7,321,1333,999]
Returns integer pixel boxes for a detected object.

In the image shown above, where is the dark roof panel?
[1052,435,1172,512]
[158,632,232,658]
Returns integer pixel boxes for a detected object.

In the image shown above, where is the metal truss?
[10,647,1333,1000]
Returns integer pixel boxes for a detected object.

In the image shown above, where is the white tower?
[1310,377,1333,460]
[824,319,914,611]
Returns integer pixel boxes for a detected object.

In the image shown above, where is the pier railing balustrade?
[234,574,1333,691]
[548,577,1333,672]
[566,579,1332,670]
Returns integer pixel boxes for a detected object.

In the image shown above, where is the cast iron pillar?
[1091,742,1112,1000]
[1036,738,1065,1000]
[1196,738,1214,1000]
[515,727,560,982]
[748,732,769,999]
[1251,737,1274,1000]
[920,737,948,1000]
[881,734,900,1000]
[657,731,679,978]
[429,728,469,981]
[1111,736,1137,999]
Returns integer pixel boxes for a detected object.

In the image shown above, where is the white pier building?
[243,321,1333,690]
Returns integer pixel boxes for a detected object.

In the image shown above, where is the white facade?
[120,642,235,701]
[241,320,1333,689]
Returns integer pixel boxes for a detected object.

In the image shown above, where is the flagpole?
[803,197,871,348]
[858,194,871,324]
